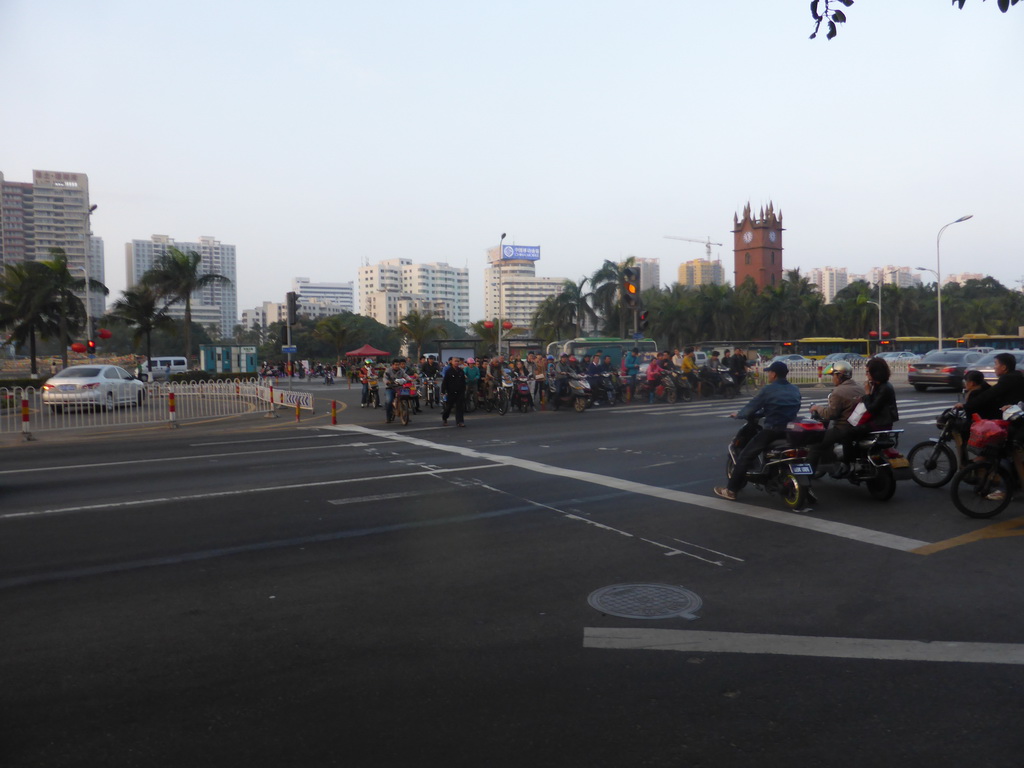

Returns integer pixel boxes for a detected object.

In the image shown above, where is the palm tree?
[591,257,638,338]
[109,286,175,372]
[313,314,354,368]
[0,261,57,376]
[40,247,108,368]
[143,247,231,359]
[397,310,448,360]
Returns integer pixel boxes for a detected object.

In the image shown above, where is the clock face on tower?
[742,231,753,244]
[769,231,777,243]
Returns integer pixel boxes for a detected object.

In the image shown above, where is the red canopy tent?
[345,344,390,357]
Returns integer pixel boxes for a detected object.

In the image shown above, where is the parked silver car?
[41,365,147,411]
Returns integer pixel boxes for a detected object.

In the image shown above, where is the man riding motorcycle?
[714,361,802,501]
[807,360,865,471]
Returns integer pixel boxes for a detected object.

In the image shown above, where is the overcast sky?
[2,0,1022,321]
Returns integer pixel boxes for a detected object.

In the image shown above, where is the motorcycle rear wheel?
[665,387,678,404]
[865,466,896,501]
[907,441,956,488]
[780,472,809,510]
[679,388,693,402]
[951,460,1012,519]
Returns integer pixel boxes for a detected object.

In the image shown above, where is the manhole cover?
[588,583,702,620]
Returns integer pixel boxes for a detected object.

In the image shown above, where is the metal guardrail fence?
[0,379,271,437]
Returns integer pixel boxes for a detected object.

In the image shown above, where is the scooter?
[725,415,823,510]
[810,409,907,501]
[548,372,592,413]
[635,373,679,404]
[697,366,739,398]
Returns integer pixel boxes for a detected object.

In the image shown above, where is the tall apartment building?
[0,169,105,321]
[634,257,661,291]
[677,258,726,287]
[125,234,237,336]
[871,266,920,289]
[483,245,565,330]
[809,267,849,304]
[293,277,355,318]
[944,272,985,286]
[358,258,469,328]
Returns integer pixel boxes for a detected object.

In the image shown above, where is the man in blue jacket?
[715,361,802,501]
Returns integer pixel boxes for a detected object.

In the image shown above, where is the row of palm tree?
[1,246,230,374]
[530,266,1024,349]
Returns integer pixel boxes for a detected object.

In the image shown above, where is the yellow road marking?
[911,517,1024,555]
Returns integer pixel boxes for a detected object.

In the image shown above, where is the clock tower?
[733,201,784,291]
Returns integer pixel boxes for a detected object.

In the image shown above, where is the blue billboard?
[501,244,541,261]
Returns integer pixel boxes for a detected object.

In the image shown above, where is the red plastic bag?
[968,415,1009,449]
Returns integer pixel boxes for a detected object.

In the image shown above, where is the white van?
[138,356,189,381]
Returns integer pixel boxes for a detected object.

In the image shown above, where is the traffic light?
[286,292,298,325]
[638,310,650,332]
[623,267,640,308]
[86,339,96,354]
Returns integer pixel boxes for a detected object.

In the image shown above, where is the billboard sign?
[501,244,540,261]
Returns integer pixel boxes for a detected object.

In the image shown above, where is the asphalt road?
[2,380,1023,767]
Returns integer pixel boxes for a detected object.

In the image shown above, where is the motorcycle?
[366,372,382,408]
[907,407,971,488]
[590,371,623,406]
[697,366,739,398]
[419,375,440,409]
[511,375,535,413]
[635,373,679,404]
[664,369,694,402]
[725,415,823,511]
[810,409,907,501]
[548,371,592,413]
[949,403,1024,519]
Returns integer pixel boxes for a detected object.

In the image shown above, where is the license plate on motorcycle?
[790,463,814,475]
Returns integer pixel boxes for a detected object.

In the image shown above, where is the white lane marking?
[583,628,1024,665]
[0,464,500,521]
[327,425,929,553]
[327,491,427,505]
[0,441,369,476]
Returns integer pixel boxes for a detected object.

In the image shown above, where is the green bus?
[545,337,658,368]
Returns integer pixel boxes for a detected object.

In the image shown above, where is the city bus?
[697,335,1024,360]
[545,337,658,368]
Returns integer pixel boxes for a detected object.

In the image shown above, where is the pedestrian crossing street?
[606,397,958,425]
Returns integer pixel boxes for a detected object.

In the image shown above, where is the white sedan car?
[42,364,147,411]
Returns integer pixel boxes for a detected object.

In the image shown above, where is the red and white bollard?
[168,390,178,428]
[21,397,32,441]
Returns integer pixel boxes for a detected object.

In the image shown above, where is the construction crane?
[664,235,723,261]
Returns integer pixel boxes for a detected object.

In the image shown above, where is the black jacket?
[441,366,467,396]
[963,370,1024,417]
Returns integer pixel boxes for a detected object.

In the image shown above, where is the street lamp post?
[497,232,506,357]
[84,204,97,353]
[929,215,973,350]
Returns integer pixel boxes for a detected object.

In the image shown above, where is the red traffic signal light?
[638,310,650,332]
[86,339,96,353]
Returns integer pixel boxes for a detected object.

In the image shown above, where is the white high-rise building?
[125,235,237,336]
[871,266,919,288]
[483,245,565,330]
[634,257,661,291]
[293,277,355,318]
[809,267,850,304]
[358,258,469,328]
